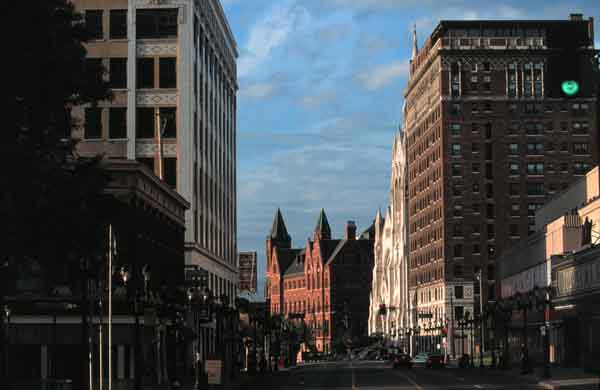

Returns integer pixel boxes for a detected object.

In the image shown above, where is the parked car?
[425,354,445,368]
[391,353,413,369]
[411,352,430,365]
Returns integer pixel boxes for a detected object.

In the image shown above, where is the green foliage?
[1,0,112,290]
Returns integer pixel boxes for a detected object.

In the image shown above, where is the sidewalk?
[480,365,599,389]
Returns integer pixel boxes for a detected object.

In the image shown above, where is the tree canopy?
[2,0,112,290]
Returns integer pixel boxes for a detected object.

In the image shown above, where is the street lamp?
[534,286,552,379]
[4,304,10,386]
[119,264,146,390]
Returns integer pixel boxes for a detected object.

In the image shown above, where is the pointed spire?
[411,23,418,60]
[269,208,291,242]
[314,208,331,240]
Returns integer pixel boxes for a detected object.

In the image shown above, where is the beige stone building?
[71,0,238,367]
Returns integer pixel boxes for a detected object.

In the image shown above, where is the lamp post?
[476,270,485,353]
[120,265,144,390]
[4,304,10,388]
[534,286,552,379]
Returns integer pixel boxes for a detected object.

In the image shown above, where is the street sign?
[205,360,222,385]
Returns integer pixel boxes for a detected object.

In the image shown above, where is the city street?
[238,361,544,390]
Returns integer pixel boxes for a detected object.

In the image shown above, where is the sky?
[221,0,600,299]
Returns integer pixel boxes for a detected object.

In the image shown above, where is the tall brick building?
[265,209,375,353]
[403,15,599,356]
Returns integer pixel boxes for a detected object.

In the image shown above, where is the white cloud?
[237,1,310,78]
[240,82,278,99]
[358,60,409,90]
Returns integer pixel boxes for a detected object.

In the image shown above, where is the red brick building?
[265,208,374,353]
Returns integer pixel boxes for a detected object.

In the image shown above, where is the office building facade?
[403,15,598,356]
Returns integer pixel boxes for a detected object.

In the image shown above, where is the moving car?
[425,354,445,368]
[391,353,413,369]
[411,352,445,368]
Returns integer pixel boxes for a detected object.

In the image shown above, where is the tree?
[2,0,111,288]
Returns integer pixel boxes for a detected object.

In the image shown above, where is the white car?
[412,352,430,365]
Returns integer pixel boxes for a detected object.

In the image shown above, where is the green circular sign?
[561,80,579,96]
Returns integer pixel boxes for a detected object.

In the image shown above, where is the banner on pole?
[238,251,257,293]
[205,360,222,385]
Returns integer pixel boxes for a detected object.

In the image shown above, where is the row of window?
[449,102,590,116]
[85,57,177,90]
[452,160,591,179]
[453,243,496,258]
[84,107,177,140]
[450,121,590,137]
[453,222,521,239]
[85,8,179,40]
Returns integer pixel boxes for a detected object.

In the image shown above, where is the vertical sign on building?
[238,251,257,293]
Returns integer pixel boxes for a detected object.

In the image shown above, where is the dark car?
[425,354,445,368]
[391,353,413,369]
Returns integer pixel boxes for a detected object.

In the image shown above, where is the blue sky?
[222,0,600,299]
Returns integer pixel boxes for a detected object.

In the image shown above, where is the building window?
[159,107,177,138]
[472,163,480,174]
[473,244,480,254]
[137,58,154,89]
[86,58,104,86]
[488,245,495,258]
[509,183,520,196]
[486,183,494,198]
[527,162,544,175]
[573,143,589,155]
[508,122,520,135]
[454,305,464,319]
[159,58,177,88]
[527,182,545,196]
[451,104,461,116]
[486,204,494,219]
[136,107,155,139]
[484,101,492,112]
[452,163,461,177]
[485,163,493,180]
[574,162,591,175]
[547,142,555,152]
[453,206,462,218]
[527,143,544,155]
[471,123,479,133]
[511,203,520,216]
[508,103,517,113]
[85,10,103,40]
[453,224,463,237]
[109,58,127,89]
[451,144,462,156]
[485,122,492,139]
[487,224,495,239]
[509,162,519,175]
[137,158,154,173]
[454,285,464,298]
[109,107,127,139]
[163,158,177,189]
[527,203,542,217]
[454,262,463,277]
[509,224,519,237]
[508,143,518,155]
[472,224,480,235]
[485,144,493,160]
[136,9,179,39]
[472,182,480,193]
[472,203,480,214]
[109,10,127,39]
[84,107,102,139]
[560,142,568,152]
[451,123,461,137]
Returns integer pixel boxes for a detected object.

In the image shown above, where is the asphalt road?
[238,360,543,390]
